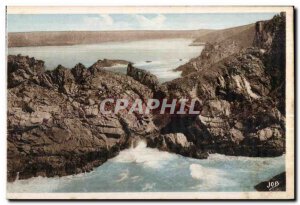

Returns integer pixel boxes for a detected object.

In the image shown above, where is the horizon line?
[7,29,218,33]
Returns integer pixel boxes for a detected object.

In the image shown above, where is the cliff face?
[254,14,286,114]
[175,25,256,76]
[175,41,242,76]
[175,13,286,78]
[150,13,286,157]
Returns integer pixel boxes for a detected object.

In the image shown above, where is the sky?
[7,13,278,32]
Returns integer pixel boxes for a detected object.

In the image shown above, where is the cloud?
[83,14,167,31]
[83,14,114,29]
[134,14,166,29]
[76,14,167,31]
[100,14,114,25]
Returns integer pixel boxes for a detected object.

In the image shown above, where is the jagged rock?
[7,55,156,182]
[256,126,282,141]
[175,41,242,76]
[164,133,192,148]
[147,132,208,159]
[157,14,286,157]
[127,63,159,91]
[201,100,231,117]
[7,55,45,88]
[90,59,130,69]
[229,128,244,144]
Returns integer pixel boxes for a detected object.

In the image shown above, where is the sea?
[8,38,202,83]
[7,39,285,192]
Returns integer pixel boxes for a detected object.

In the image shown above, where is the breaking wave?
[110,140,175,169]
[7,140,285,193]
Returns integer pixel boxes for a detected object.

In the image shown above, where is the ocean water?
[7,141,285,193]
[8,39,203,82]
[8,39,285,193]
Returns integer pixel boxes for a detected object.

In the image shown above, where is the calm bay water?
[8,38,203,82]
[7,141,285,193]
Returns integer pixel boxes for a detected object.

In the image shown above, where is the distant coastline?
[8,30,213,47]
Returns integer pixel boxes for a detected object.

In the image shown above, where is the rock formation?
[7,13,287,182]
[175,23,256,76]
[150,13,286,157]
[7,55,157,181]
[127,63,159,91]
[92,59,131,68]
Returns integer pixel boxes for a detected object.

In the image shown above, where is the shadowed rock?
[127,63,159,91]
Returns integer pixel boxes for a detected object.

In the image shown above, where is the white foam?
[7,146,285,192]
[142,183,156,191]
[207,153,285,162]
[7,176,60,193]
[189,164,237,190]
[110,140,175,169]
[131,176,140,179]
[190,164,225,180]
[115,169,129,182]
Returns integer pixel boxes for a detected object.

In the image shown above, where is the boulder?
[229,128,244,144]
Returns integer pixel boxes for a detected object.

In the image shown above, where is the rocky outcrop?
[147,132,208,159]
[127,63,159,91]
[158,47,285,157]
[7,54,45,88]
[175,41,242,76]
[176,13,286,77]
[7,55,157,182]
[92,59,131,68]
[176,23,256,76]
[155,13,286,157]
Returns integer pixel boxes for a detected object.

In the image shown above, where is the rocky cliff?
[175,23,256,76]
[7,13,286,182]
[149,13,286,158]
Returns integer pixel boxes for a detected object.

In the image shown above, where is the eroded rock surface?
[150,13,286,158]
[127,63,159,91]
[7,55,156,181]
